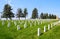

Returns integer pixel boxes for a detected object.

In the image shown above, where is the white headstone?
[2,21,4,26]
[44,26,46,32]
[7,22,10,27]
[37,28,40,36]
[48,24,50,30]
[14,22,17,26]
[17,25,20,30]
[24,23,27,28]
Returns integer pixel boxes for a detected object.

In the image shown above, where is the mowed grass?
[0,19,59,39]
[39,25,60,39]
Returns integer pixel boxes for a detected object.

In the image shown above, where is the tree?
[17,8,23,20]
[40,13,57,19]
[51,14,56,19]
[47,14,56,19]
[2,4,14,20]
[31,8,38,19]
[40,12,43,19]
[44,13,48,19]
[23,8,28,20]
[53,15,56,19]
[48,14,51,19]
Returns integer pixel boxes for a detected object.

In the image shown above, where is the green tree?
[17,8,23,20]
[2,4,14,20]
[48,14,56,19]
[48,14,51,19]
[51,14,56,19]
[23,8,28,20]
[31,8,38,19]
[44,13,48,19]
[40,13,49,19]
[40,12,43,19]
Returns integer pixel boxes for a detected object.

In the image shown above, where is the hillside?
[0,20,59,39]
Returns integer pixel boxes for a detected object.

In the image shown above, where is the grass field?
[0,19,59,39]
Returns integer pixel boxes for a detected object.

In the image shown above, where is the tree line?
[1,4,57,20]
[40,13,56,19]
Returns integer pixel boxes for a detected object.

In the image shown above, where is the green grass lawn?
[39,25,60,39]
[0,19,59,39]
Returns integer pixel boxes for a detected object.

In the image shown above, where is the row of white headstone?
[16,22,28,30]
[2,21,27,30]
[37,24,51,36]
[2,20,42,28]
[16,21,43,30]
[14,20,60,31]
[37,21,60,36]
[2,20,56,32]
[2,20,60,37]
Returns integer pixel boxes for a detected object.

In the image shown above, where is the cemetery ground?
[0,19,60,39]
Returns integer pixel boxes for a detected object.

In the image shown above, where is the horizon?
[0,0,60,18]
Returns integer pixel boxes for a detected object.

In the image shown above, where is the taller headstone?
[37,28,40,36]
[7,22,10,27]
[17,25,20,30]
[24,23,27,28]
[48,24,50,30]
[14,22,17,26]
[44,26,46,32]
[2,21,5,26]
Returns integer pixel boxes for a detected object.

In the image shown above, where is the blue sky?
[0,0,60,18]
